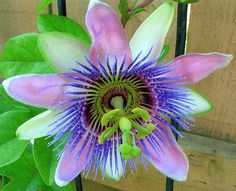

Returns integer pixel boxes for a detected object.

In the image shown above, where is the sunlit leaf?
[0,110,31,168]
[0,33,55,79]
[33,137,57,186]
[0,149,74,191]
[0,33,44,62]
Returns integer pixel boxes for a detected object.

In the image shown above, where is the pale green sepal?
[186,88,213,117]
[129,2,174,60]
[38,32,89,72]
[16,110,60,140]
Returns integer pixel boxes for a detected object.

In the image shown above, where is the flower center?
[84,74,154,128]
[99,95,156,160]
[81,73,156,160]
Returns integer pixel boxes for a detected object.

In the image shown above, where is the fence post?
[166,3,189,191]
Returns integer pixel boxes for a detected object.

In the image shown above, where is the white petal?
[16,110,60,140]
[38,32,89,72]
[186,89,213,116]
[130,2,174,60]
[88,0,104,11]
[105,139,124,180]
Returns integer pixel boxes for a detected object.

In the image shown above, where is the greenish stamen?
[98,122,119,144]
[99,96,156,160]
[101,109,120,126]
[131,108,150,121]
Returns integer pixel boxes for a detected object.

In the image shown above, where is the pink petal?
[2,74,73,108]
[86,0,131,66]
[55,133,95,186]
[138,124,188,181]
[167,53,233,85]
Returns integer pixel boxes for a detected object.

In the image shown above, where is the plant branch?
[129,0,154,12]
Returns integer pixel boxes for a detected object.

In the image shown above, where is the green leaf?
[118,0,129,15]
[37,15,91,45]
[0,33,44,62]
[36,0,52,14]
[0,96,16,114]
[0,110,31,167]
[33,137,57,186]
[0,149,74,191]
[0,138,28,168]
[130,0,139,10]
[118,0,147,27]
[0,33,55,78]
[158,44,170,63]
[0,61,53,79]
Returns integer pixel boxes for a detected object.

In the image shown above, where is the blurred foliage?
[119,0,148,27]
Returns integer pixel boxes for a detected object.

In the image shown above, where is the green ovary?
[99,96,156,160]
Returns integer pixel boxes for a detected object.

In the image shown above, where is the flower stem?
[1,176,7,189]
[175,3,189,57]
[166,3,189,191]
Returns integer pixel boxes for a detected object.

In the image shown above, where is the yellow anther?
[101,109,120,126]
[146,123,156,132]
[98,123,119,144]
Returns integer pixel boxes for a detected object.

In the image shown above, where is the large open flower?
[2,0,232,187]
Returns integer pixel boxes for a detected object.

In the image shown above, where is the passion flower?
[2,0,232,186]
